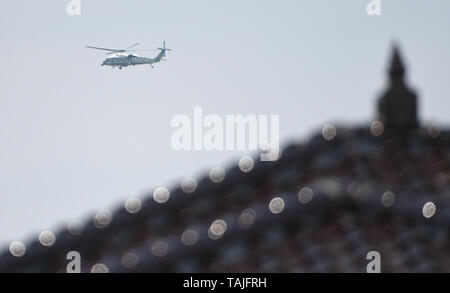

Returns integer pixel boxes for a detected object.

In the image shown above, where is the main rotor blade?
[127,49,155,52]
[85,46,120,52]
[106,51,121,56]
[125,42,140,50]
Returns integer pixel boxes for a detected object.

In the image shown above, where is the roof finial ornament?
[377,43,419,130]
[389,44,405,81]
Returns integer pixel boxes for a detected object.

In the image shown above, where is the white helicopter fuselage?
[101,53,155,69]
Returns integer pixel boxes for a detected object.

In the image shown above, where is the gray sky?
[1,0,449,246]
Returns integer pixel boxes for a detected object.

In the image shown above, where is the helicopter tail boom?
[154,41,171,62]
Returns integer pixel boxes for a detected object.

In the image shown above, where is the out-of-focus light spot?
[298,187,314,204]
[39,230,56,247]
[151,240,169,257]
[125,197,142,214]
[181,229,199,246]
[9,241,26,257]
[91,263,109,273]
[209,167,225,183]
[260,143,282,161]
[346,181,371,201]
[94,209,113,229]
[428,124,441,138]
[370,121,384,137]
[423,202,436,218]
[238,208,256,229]
[121,252,139,269]
[322,124,336,141]
[153,187,170,204]
[208,219,227,239]
[181,177,197,194]
[239,156,254,173]
[381,191,395,207]
[269,197,285,214]
[67,221,84,236]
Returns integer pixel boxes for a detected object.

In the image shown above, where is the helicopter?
[85,41,171,69]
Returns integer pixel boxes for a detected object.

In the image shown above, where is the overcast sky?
[1,0,449,246]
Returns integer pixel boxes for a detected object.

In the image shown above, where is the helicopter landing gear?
[119,66,122,70]
[150,64,154,68]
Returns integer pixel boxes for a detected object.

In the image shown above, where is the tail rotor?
[157,41,172,58]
